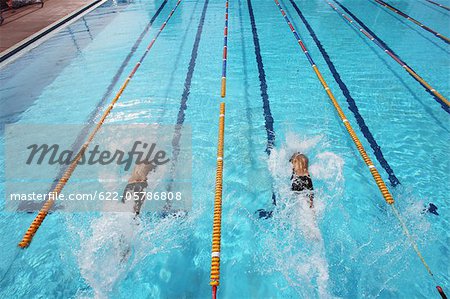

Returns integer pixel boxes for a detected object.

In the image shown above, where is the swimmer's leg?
[309,194,314,209]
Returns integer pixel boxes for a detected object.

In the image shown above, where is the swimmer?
[290,152,314,208]
[122,162,155,215]
[121,163,186,217]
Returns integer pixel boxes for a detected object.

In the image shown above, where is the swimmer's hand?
[121,183,134,204]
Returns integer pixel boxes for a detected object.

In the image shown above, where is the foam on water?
[254,132,344,297]
[66,195,203,298]
[71,212,139,298]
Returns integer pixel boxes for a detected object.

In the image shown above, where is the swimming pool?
[0,0,449,297]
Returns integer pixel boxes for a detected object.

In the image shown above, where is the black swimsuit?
[291,174,314,192]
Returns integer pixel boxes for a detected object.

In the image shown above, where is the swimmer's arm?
[128,163,155,183]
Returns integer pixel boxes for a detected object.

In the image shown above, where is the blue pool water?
[0,0,449,297]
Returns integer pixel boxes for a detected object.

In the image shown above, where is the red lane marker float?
[18,0,183,249]
[425,0,450,11]
[437,286,448,299]
[372,0,450,43]
[325,0,450,108]
[220,0,229,98]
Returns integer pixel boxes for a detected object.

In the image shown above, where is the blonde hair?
[290,153,309,167]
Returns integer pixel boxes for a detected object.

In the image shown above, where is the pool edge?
[0,0,107,68]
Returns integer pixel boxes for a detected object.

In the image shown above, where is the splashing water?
[66,195,204,298]
[256,133,345,298]
[74,212,140,298]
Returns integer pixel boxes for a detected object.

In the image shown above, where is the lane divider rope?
[288,0,400,187]
[273,0,446,297]
[221,0,229,98]
[372,0,450,43]
[276,0,395,214]
[18,0,183,248]
[326,0,450,109]
[210,3,229,296]
[425,0,450,11]
[210,102,225,299]
[15,0,171,213]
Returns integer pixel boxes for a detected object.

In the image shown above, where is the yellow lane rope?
[373,0,450,44]
[274,0,446,296]
[210,102,225,299]
[311,64,394,204]
[18,79,130,248]
[325,0,450,109]
[18,0,184,248]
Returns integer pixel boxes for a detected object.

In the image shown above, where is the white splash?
[259,132,345,298]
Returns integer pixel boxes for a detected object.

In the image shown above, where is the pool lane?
[288,0,401,187]
[425,0,450,11]
[18,0,184,248]
[247,0,275,155]
[372,0,450,43]
[17,0,170,212]
[247,0,278,210]
[330,0,450,112]
[274,0,396,203]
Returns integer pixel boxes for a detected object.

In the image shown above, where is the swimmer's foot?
[424,203,439,216]
[256,209,273,219]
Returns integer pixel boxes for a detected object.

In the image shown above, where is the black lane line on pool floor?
[288,0,400,187]
[333,0,450,114]
[247,0,275,155]
[238,0,258,171]
[98,0,168,116]
[247,0,279,212]
[157,0,201,123]
[165,0,209,198]
[130,0,207,214]
[365,0,449,54]
[175,0,208,127]
[18,1,168,212]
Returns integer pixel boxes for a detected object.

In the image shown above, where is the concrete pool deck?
[0,0,96,53]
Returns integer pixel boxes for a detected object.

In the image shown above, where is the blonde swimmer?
[290,153,314,208]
